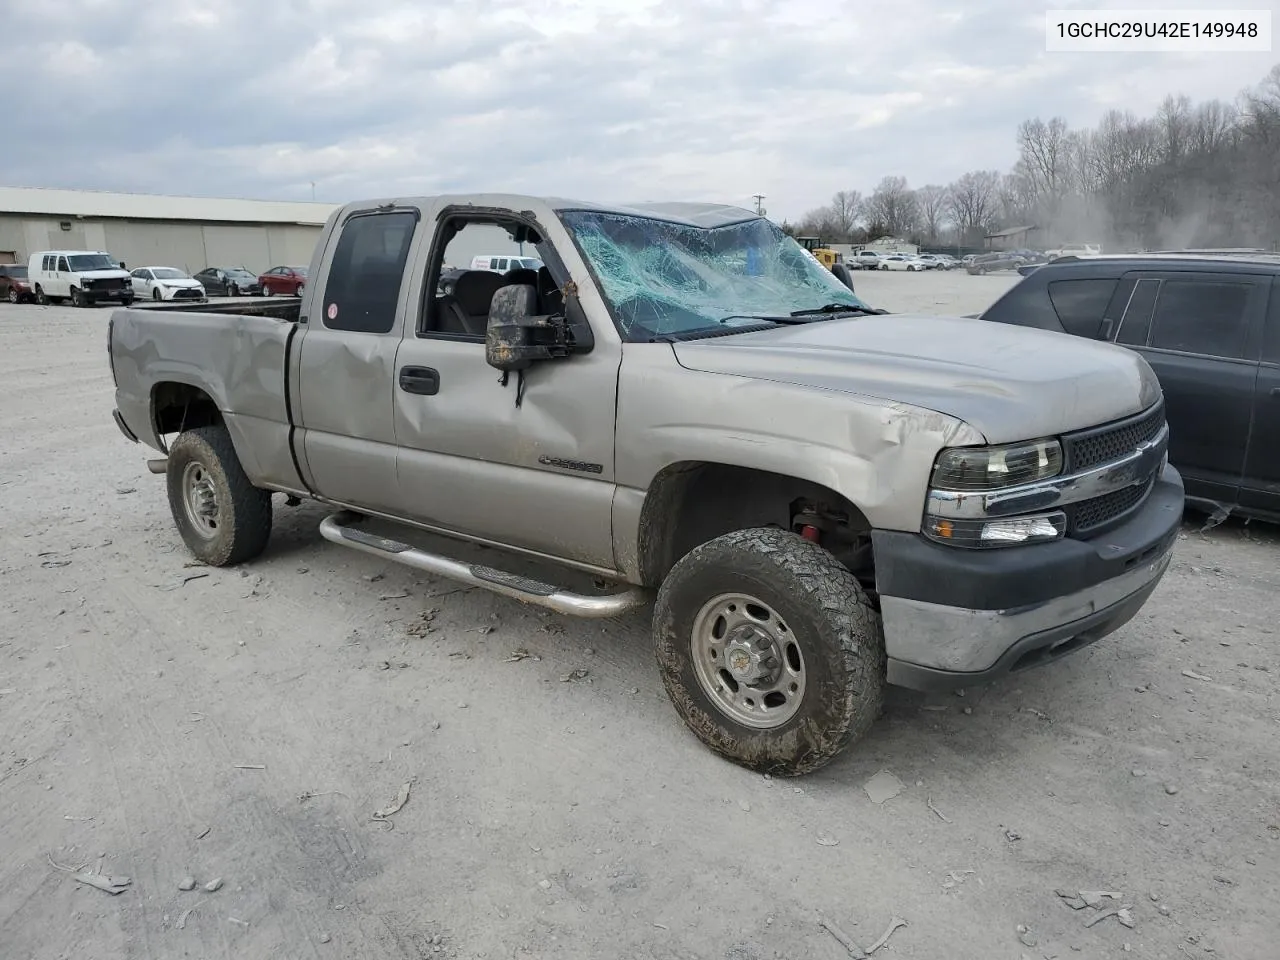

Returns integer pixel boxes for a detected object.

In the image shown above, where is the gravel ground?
[1,271,1277,960]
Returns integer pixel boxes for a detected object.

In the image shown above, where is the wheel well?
[152,382,222,439]
[637,462,874,590]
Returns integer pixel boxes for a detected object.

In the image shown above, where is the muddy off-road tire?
[166,425,273,566]
[653,527,885,776]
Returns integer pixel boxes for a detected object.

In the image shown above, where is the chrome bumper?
[881,538,1175,690]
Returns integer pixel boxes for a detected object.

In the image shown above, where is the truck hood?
[80,269,130,280]
[671,314,1162,444]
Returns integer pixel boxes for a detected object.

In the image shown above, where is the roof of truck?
[337,195,761,229]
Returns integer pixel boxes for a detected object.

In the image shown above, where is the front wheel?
[295,281,305,297]
[166,425,273,566]
[262,284,273,297]
[7,288,17,304]
[653,527,885,776]
[71,287,87,307]
[152,288,163,301]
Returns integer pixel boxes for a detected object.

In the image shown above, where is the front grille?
[173,288,202,299]
[1069,477,1154,534]
[1063,402,1165,472]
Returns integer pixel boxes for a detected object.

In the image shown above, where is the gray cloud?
[2,0,1275,219]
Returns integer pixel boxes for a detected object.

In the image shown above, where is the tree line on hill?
[785,64,1280,252]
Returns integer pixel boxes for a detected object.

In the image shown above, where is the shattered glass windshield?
[560,211,869,340]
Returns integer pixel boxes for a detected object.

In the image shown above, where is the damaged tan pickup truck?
[109,195,1184,774]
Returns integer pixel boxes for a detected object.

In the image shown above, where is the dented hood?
[671,314,1162,444]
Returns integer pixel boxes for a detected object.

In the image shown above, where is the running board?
[318,513,649,618]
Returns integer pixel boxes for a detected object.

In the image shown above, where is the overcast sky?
[3,0,1276,220]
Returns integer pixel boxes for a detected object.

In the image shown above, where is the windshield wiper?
[789,303,888,317]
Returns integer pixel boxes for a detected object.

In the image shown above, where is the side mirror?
[830,262,856,292]
[485,284,570,372]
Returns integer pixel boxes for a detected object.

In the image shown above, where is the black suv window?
[1264,279,1280,364]
[321,210,417,334]
[1116,279,1159,346]
[1047,278,1117,338]
[1148,279,1251,359]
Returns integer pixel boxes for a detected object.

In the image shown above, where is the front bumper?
[874,464,1183,691]
[84,286,133,303]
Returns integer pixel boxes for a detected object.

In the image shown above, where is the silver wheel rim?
[690,592,806,730]
[296,282,304,296]
[181,461,220,538]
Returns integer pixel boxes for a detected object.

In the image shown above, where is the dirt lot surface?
[2,271,1277,960]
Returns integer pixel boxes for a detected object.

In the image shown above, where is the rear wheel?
[653,527,885,776]
[166,425,273,566]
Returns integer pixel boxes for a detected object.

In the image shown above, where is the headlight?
[930,439,1063,491]
[925,512,1066,548]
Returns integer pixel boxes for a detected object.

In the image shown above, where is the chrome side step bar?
[318,512,649,619]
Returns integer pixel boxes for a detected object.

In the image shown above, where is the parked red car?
[258,265,308,297]
[0,264,35,303]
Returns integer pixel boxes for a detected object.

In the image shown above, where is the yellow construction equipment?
[796,236,839,270]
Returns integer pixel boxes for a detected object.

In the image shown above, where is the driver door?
[390,212,621,570]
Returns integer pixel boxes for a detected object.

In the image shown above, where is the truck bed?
[109,302,301,492]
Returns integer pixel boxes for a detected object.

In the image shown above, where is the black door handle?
[398,366,440,396]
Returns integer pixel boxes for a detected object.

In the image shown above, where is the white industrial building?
[0,187,339,274]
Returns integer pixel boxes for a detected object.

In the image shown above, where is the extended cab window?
[321,210,417,334]
[1047,278,1116,338]
[1148,280,1251,360]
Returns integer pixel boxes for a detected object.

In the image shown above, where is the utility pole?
[310,181,316,201]
[752,194,766,216]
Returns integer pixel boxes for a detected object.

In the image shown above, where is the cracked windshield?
[561,211,870,339]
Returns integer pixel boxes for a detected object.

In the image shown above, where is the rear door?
[293,207,421,513]
[1240,278,1280,515]
[1108,270,1266,504]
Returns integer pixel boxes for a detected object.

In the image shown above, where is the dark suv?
[980,254,1280,522]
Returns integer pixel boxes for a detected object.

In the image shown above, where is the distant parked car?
[129,266,207,302]
[915,254,950,270]
[194,267,261,296]
[879,254,924,271]
[0,264,35,303]
[966,252,1024,275]
[852,251,881,270]
[259,265,308,297]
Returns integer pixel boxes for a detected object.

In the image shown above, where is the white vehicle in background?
[469,254,545,273]
[129,266,207,302]
[852,250,881,270]
[879,254,925,271]
[915,254,947,270]
[29,250,135,307]
[1046,242,1102,260]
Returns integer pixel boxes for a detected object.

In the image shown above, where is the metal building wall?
[0,214,322,274]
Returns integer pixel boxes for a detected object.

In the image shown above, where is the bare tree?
[946,170,1000,242]
[1016,116,1070,215]
[829,190,862,238]
[915,184,949,242]
[864,176,919,238]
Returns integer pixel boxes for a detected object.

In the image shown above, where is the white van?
[29,250,134,307]
[469,254,545,274]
